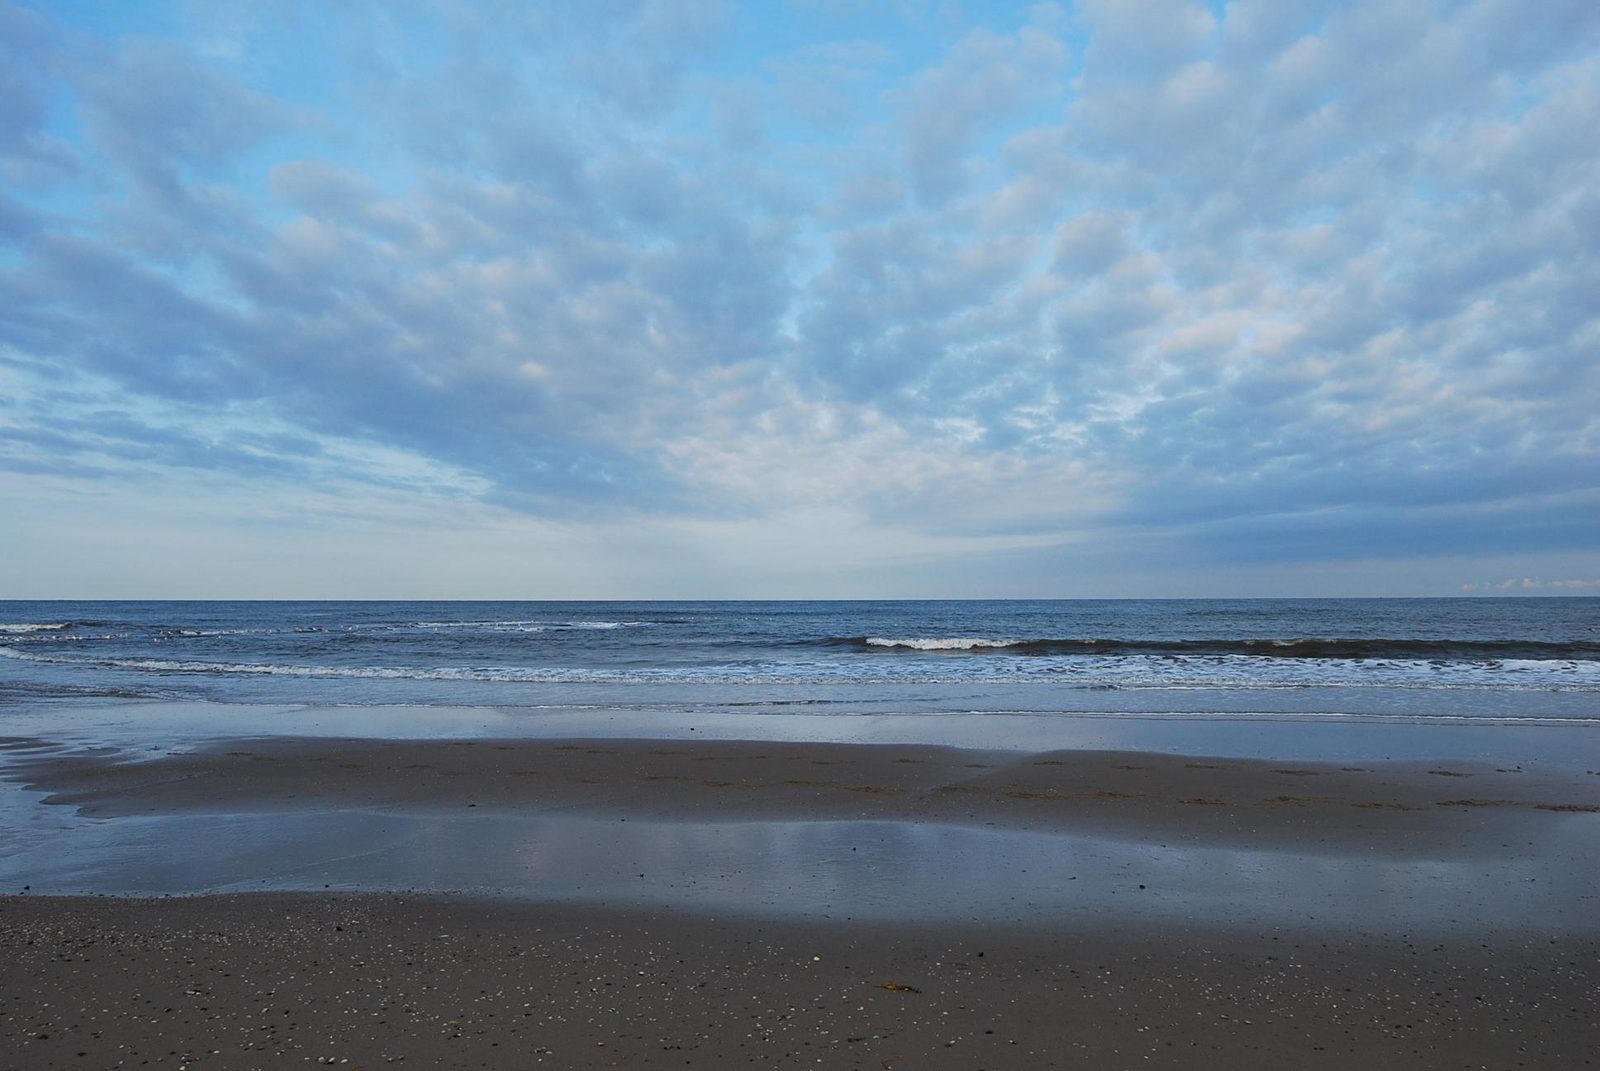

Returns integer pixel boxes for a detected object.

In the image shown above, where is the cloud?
[895,18,1070,201]
[1462,577,1600,593]
[772,40,897,128]
[0,0,1596,593]
[0,4,78,186]
[1080,0,1217,79]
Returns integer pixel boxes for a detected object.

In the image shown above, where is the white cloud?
[1462,577,1600,592]
[1,0,1597,593]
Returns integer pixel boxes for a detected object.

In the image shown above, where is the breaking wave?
[3,643,1596,692]
[837,636,1600,660]
[863,637,1023,651]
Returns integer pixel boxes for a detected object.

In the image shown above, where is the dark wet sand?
[2,893,1597,1070]
[3,736,1599,1068]
[11,736,1599,852]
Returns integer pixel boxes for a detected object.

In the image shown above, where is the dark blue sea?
[2,599,1596,723]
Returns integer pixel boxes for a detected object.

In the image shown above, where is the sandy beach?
[4,891,1598,1070]
[3,732,1599,1068]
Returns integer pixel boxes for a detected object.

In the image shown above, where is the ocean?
[3,598,1598,915]
[2,598,1596,724]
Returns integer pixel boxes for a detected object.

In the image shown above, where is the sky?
[1,0,1597,599]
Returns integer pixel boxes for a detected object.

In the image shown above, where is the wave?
[0,619,655,641]
[0,680,183,702]
[0,647,560,681]
[0,648,847,686]
[839,636,1600,660]
[3,645,1596,693]
[0,647,720,684]
[864,637,1023,651]
[390,619,651,633]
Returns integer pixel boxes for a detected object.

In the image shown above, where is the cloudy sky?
[2,0,1597,598]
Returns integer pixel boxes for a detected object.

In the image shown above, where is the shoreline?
[4,734,1598,935]
[3,724,1599,1066]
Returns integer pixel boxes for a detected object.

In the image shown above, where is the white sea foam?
[3,644,1596,692]
[865,637,1019,651]
[398,619,649,633]
[0,622,72,633]
[0,647,703,684]
[1494,658,1589,672]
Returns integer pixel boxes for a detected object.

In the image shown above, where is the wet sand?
[2,893,1597,1069]
[11,736,1599,851]
[3,735,1599,1067]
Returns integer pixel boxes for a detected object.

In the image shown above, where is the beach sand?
[13,736,1599,845]
[3,893,1597,1069]
[3,735,1598,1068]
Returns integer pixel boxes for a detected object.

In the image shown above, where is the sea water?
[1,598,1596,718]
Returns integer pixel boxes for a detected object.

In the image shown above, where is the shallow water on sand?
[5,804,1597,936]
[3,708,1598,935]
[5,698,1600,764]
